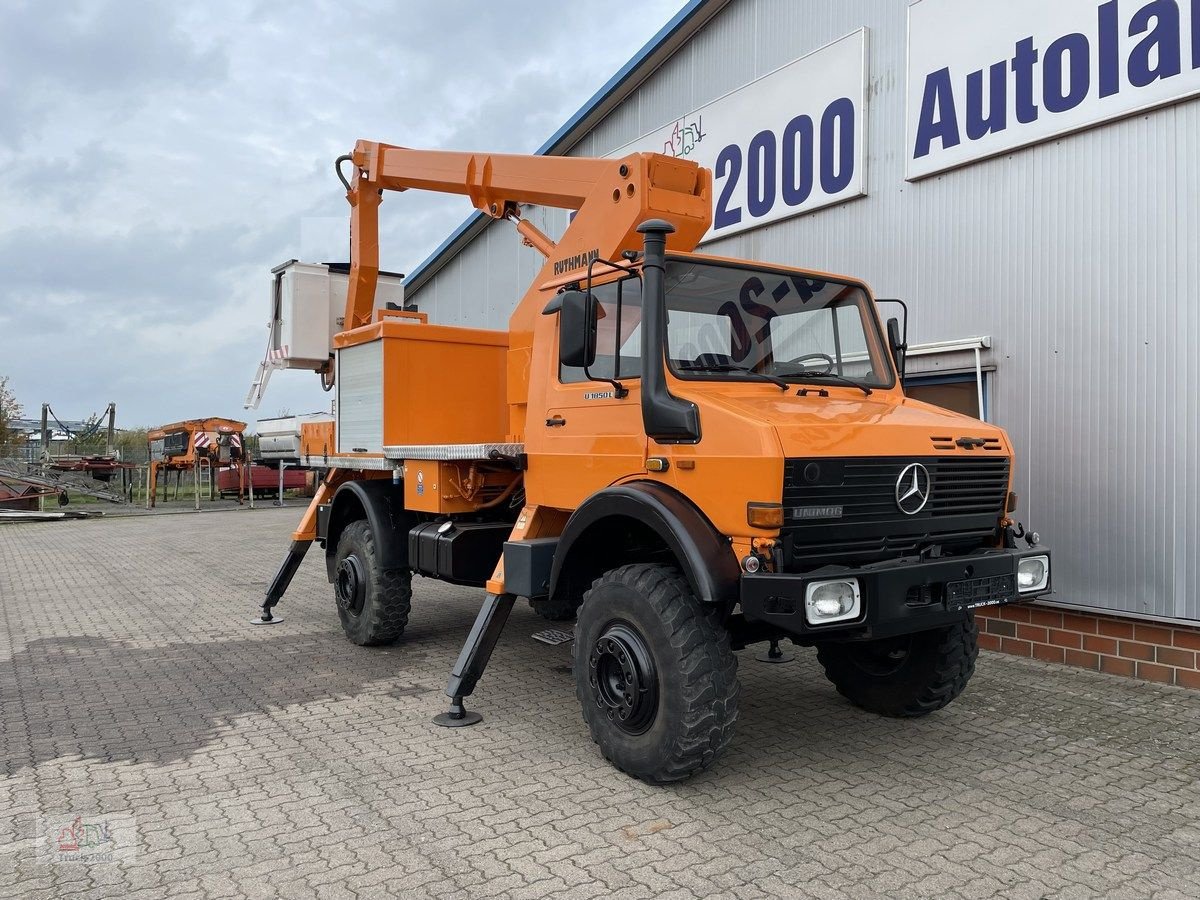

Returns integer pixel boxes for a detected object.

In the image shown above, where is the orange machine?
[147,418,251,509]
[256,142,1051,783]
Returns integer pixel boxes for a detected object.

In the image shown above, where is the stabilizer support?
[434,592,516,727]
[756,638,794,664]
[252,539,312,625]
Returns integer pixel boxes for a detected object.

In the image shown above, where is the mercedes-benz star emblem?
[895,463,931,515]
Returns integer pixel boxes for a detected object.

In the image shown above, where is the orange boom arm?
[340,141,712,436]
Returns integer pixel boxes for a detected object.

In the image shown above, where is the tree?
[114,427,150,465]
[0,375,23,455]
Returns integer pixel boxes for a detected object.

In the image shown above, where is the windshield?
[663,259,894,389]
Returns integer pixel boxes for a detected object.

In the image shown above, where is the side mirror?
[558,290,597,368]
[887,316,907,378]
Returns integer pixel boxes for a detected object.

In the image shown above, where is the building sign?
[907,0,1200,179]
[613,28,868,241]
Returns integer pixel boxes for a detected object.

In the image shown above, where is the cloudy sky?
[0,0,686,428]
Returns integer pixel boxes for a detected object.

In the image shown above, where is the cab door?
[527,275,647,509]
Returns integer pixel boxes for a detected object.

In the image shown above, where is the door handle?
[545,416,567,427]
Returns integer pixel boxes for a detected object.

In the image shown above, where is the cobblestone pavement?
[2,509,1198,899]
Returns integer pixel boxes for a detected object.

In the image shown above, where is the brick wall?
[976,604,1200,690]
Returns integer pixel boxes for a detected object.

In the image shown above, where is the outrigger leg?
[434,592,516,727]
[251,472,338,626]
[252,539,312,624]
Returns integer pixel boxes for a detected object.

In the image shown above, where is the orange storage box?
[332,317,508,454]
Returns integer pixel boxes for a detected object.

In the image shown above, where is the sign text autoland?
[907,0,1200,179]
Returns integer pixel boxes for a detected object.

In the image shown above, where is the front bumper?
[740,546,1051,641]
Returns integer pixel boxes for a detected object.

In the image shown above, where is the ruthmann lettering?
[553,248,600,276]
[914,0,1200,159]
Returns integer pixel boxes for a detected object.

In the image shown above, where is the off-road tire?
[816,613,978,717]
[333,520,412,646]
[573,564,739,784]
[530,596,579,622]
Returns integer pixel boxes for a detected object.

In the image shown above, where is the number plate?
[947,574,1016,609]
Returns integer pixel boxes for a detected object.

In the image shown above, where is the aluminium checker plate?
[381,443,525,461]
[301,444,524,472]
[300,455,396,471]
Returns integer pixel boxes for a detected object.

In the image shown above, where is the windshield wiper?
[775,369,873,396]
[678,362,788,391]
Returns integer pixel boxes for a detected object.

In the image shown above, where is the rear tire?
[573,564,739,784]
[333,520,412,646]
[816,614,978,717]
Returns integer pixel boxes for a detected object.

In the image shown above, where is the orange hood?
[685,386,1011,459]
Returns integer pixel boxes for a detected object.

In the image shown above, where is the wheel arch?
[324,478,413,581]
[548,481,739,609]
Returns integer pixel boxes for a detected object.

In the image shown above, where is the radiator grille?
[781,457,1009,568]
[783,457,1009,523]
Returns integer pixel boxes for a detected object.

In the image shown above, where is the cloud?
[0,0,687,426]
[0,0,227,149]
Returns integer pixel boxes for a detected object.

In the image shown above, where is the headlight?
[1017,555,1050,593]
[804,579,861,624]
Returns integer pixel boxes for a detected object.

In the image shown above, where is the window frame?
[661,256,897,391]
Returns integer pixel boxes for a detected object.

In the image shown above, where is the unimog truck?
[253,141,1051,783]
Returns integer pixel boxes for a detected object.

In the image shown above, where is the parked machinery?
[254,413,333,466]
[254,141,1051,783]
[147,418,251,509]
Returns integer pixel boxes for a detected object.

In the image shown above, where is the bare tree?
[0,375,23,455]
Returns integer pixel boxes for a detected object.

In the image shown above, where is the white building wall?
[410,0,1200,622]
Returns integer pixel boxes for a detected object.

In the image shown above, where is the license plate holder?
[947,574,1016,609]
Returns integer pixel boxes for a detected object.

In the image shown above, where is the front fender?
[548,481,739,605]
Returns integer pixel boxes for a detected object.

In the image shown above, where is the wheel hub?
[588,621,658,735]
[335,555,367,616]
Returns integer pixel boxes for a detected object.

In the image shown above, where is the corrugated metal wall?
[409,0,1200,622]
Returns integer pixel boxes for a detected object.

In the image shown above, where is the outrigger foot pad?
[433,698,482,728]
[756,639,794,664]
[251,607,284,625]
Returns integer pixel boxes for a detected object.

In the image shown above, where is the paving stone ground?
[1,507,1198,899]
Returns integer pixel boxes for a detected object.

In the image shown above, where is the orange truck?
[148,418,251,509]
[255,142,1051,783]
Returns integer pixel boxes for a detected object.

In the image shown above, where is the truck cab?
[527,246,1046,642]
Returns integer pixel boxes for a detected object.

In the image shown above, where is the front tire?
[816,614,978,717]
[573,564,739,784]
[333,520,412,646]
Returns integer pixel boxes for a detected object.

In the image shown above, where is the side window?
[833,304,873,379]
[559,276,643,384]
[767,307,826,364]
[768,303,874,378]
[667,311,732,364]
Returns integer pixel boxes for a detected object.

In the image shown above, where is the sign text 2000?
[713,97,856,231]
